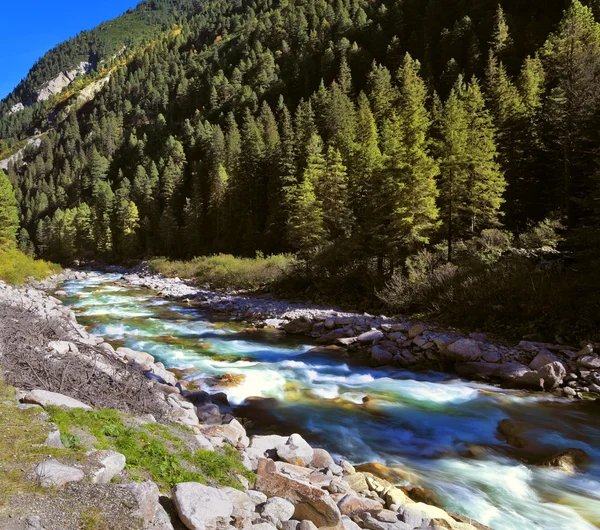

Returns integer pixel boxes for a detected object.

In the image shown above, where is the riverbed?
[59,272,600,530]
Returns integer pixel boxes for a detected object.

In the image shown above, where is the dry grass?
[150,253,296,291]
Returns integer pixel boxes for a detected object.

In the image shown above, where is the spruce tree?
[0,170,19,249]
[378,54,440,266]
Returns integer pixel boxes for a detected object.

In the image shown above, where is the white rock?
[250,435,289,454]
[199,419,246,445]
[89,450,126,484]
[247,490,268,505]
[120,481,174,530]
[47,341,74,355]
[259,497,296,522]
[117,347,155,365]
[23,390,91,410]
[356,329,384,343]
[35,460,84,487]
[277,433,314,466]
[253,524,278,530]
[173,482,233,530]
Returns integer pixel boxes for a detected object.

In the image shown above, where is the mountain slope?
[0,0,199,145]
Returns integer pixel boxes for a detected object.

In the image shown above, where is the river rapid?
[59,272,600,530]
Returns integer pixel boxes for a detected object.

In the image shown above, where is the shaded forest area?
[2,0,600,340]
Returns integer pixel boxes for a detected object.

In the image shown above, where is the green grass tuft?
[48,407,253,489]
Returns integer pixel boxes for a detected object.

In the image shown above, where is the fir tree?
[0,170,19,249]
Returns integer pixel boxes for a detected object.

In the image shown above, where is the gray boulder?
[89,450,126,484]
[259,497,296,522]
[120,481,174,530]
[173,482,233,530]
[529,350,562,371]
[277,433,314,466]
[35,459,84,487]
[446,339,482,362]
[357,329,385,343]
[23,389,91,410]
[370,347,394,366]
[577,355,600,369]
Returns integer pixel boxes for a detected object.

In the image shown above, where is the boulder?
[276,434,314,466]
[197,404,223,424]
[222,487,256,527]
[529,350,562,371]
[284,318,313,334]
[35,459,84,487]
[510,361,566,390]
[47,340,74,355]
[255,459,342,530]
[341,516,363,530]
[342,473,369,494]
[481,351,502,363]
[577,355,600,369]
[311,448,335,469]
[370,347,394,367]
[253,524,278,530]
[407,324,425,339]
[357,330,385,343]
[89,450,126,484]
[173,482,234,530]
[337,494,383,517]
[200,419,247,445]
[259,497,296,522]
[120,481,174,530]
[117,347,155,365]
[23,390,91,410]
[299,521,319,530]
[446,339,482,362]
[540,448,591,473]
[250,434,289,456]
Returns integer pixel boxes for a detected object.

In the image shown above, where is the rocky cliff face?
[35,61,92,102]
[7,61,93,114]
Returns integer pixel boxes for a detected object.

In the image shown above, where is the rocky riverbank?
[0,271,495,530]
[120,269,600,401]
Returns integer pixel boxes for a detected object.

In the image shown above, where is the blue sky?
[0,0,138,100]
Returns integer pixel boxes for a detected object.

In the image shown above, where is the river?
[59,272,600,530]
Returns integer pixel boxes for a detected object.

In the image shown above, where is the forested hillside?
[2,0,600,338]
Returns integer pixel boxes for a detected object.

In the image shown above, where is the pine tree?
[319,146,353,239]
[0,170,19,249]
[378,55,440,266]
[462,80,506,233]
[438,82,470,262]
[287,177,324,259]
[541,0,600,225]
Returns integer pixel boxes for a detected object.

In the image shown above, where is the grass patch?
[48,407,254,490]
[0,378,69,502]
[149,253,296,291]
[0,248,61,285]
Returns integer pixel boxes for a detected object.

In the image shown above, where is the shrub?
[149,253,296,291]
[518,216,565,249]
[0,248,61,285]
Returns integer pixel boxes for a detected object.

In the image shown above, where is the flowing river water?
[59,273,600,530]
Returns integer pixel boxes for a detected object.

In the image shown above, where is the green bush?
[150,253,296,291]
[0,248,61,285]
[518,216,565,249]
